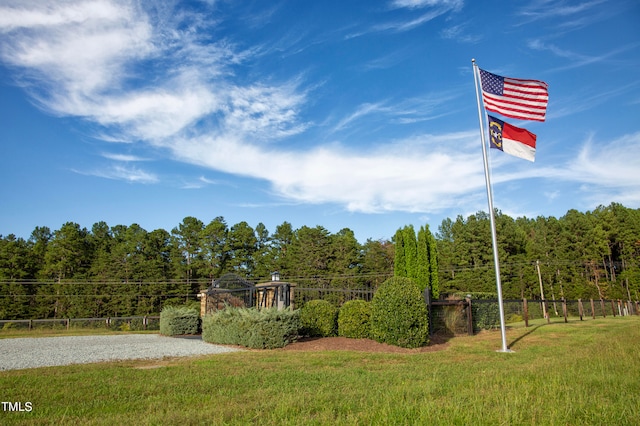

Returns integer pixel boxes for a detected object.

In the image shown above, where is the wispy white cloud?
[517,0,606,22]
[391,0,463,11]
[180,176,223,189]
[439,23,481,43]
[516,132,640,209]
[515,0,629,34]
[346,0,463,37]
[561,132,640,189]
[100,152,149,162]
[223,82,309,141]
[374,9,451,33]
[170,130,488,214]
[528,39,640,71]
[549,82,639,118]
[360,50,408,71]
[331,92,461,133]
[73,164,159,184]
[332,102,388,132]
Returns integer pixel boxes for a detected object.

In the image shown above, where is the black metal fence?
[429,298,640,336]
[293,287,375,308]
[267,285,640,336]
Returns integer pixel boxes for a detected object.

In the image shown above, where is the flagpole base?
[496,348,515,353]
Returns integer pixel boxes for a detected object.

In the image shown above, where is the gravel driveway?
[0,334,242,371]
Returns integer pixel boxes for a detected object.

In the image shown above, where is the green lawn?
[1,316,639,425]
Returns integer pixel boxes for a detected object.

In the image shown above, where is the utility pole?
[536,260,548,321]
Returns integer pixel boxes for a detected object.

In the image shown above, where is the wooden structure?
[198,273,295,316]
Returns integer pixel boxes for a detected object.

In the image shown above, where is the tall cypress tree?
[403,225,418,281]
[416,225,439,296]
[393,228,406,277]
[425,225,440,298]
[417,227,429,292]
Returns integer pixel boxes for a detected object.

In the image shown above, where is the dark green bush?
[338,300,371,339]
[370,277,429,348]
[299,299,338,337]
[202,307,300,349]
[159,306,200,336]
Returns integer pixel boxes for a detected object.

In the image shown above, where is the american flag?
[479,69,549,122]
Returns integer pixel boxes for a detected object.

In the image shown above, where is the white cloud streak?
[73,164,159,183]
[100,152,148,162]
[528,39,640,72]
[391,0,463,11]
[561,132,640,189]
[517,0,606,21]
[172,131,487,213]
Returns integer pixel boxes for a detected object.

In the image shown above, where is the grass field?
[1,316,639,425]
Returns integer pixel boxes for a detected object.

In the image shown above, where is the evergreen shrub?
[299,299,338,337]
[370,277,429,348]
[202,307,300,349]
[338,300,371,339]
[159,306,200,336]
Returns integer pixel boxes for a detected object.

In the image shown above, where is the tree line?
[1,202,639,319]
[436,203,640,303]
[0,217,394,319]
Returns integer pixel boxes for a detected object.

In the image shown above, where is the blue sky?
[1,0,639,243]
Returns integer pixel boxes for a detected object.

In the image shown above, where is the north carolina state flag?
[487,115,537,162]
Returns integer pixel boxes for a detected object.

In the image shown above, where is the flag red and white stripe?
[480,69,549,122]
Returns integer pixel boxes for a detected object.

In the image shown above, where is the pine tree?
[393,228,406,277]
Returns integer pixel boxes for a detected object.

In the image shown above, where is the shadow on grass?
[508,324,547,349]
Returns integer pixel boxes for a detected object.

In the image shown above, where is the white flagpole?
[472,59,511,353]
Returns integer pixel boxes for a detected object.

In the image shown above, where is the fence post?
[600,300,606,318]
[545,299,551,324]
[578,299,584,321]
[590,299,596,319]
[66,318,70,330]
[523,298,529,327]
[466,296,473,336]
[562,299,568,323]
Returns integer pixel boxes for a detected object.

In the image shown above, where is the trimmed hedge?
[202,307,300,349]
[159,306,200,336]
[299,299,338,337]
[370,277,429,348]
[338,300,371,339]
